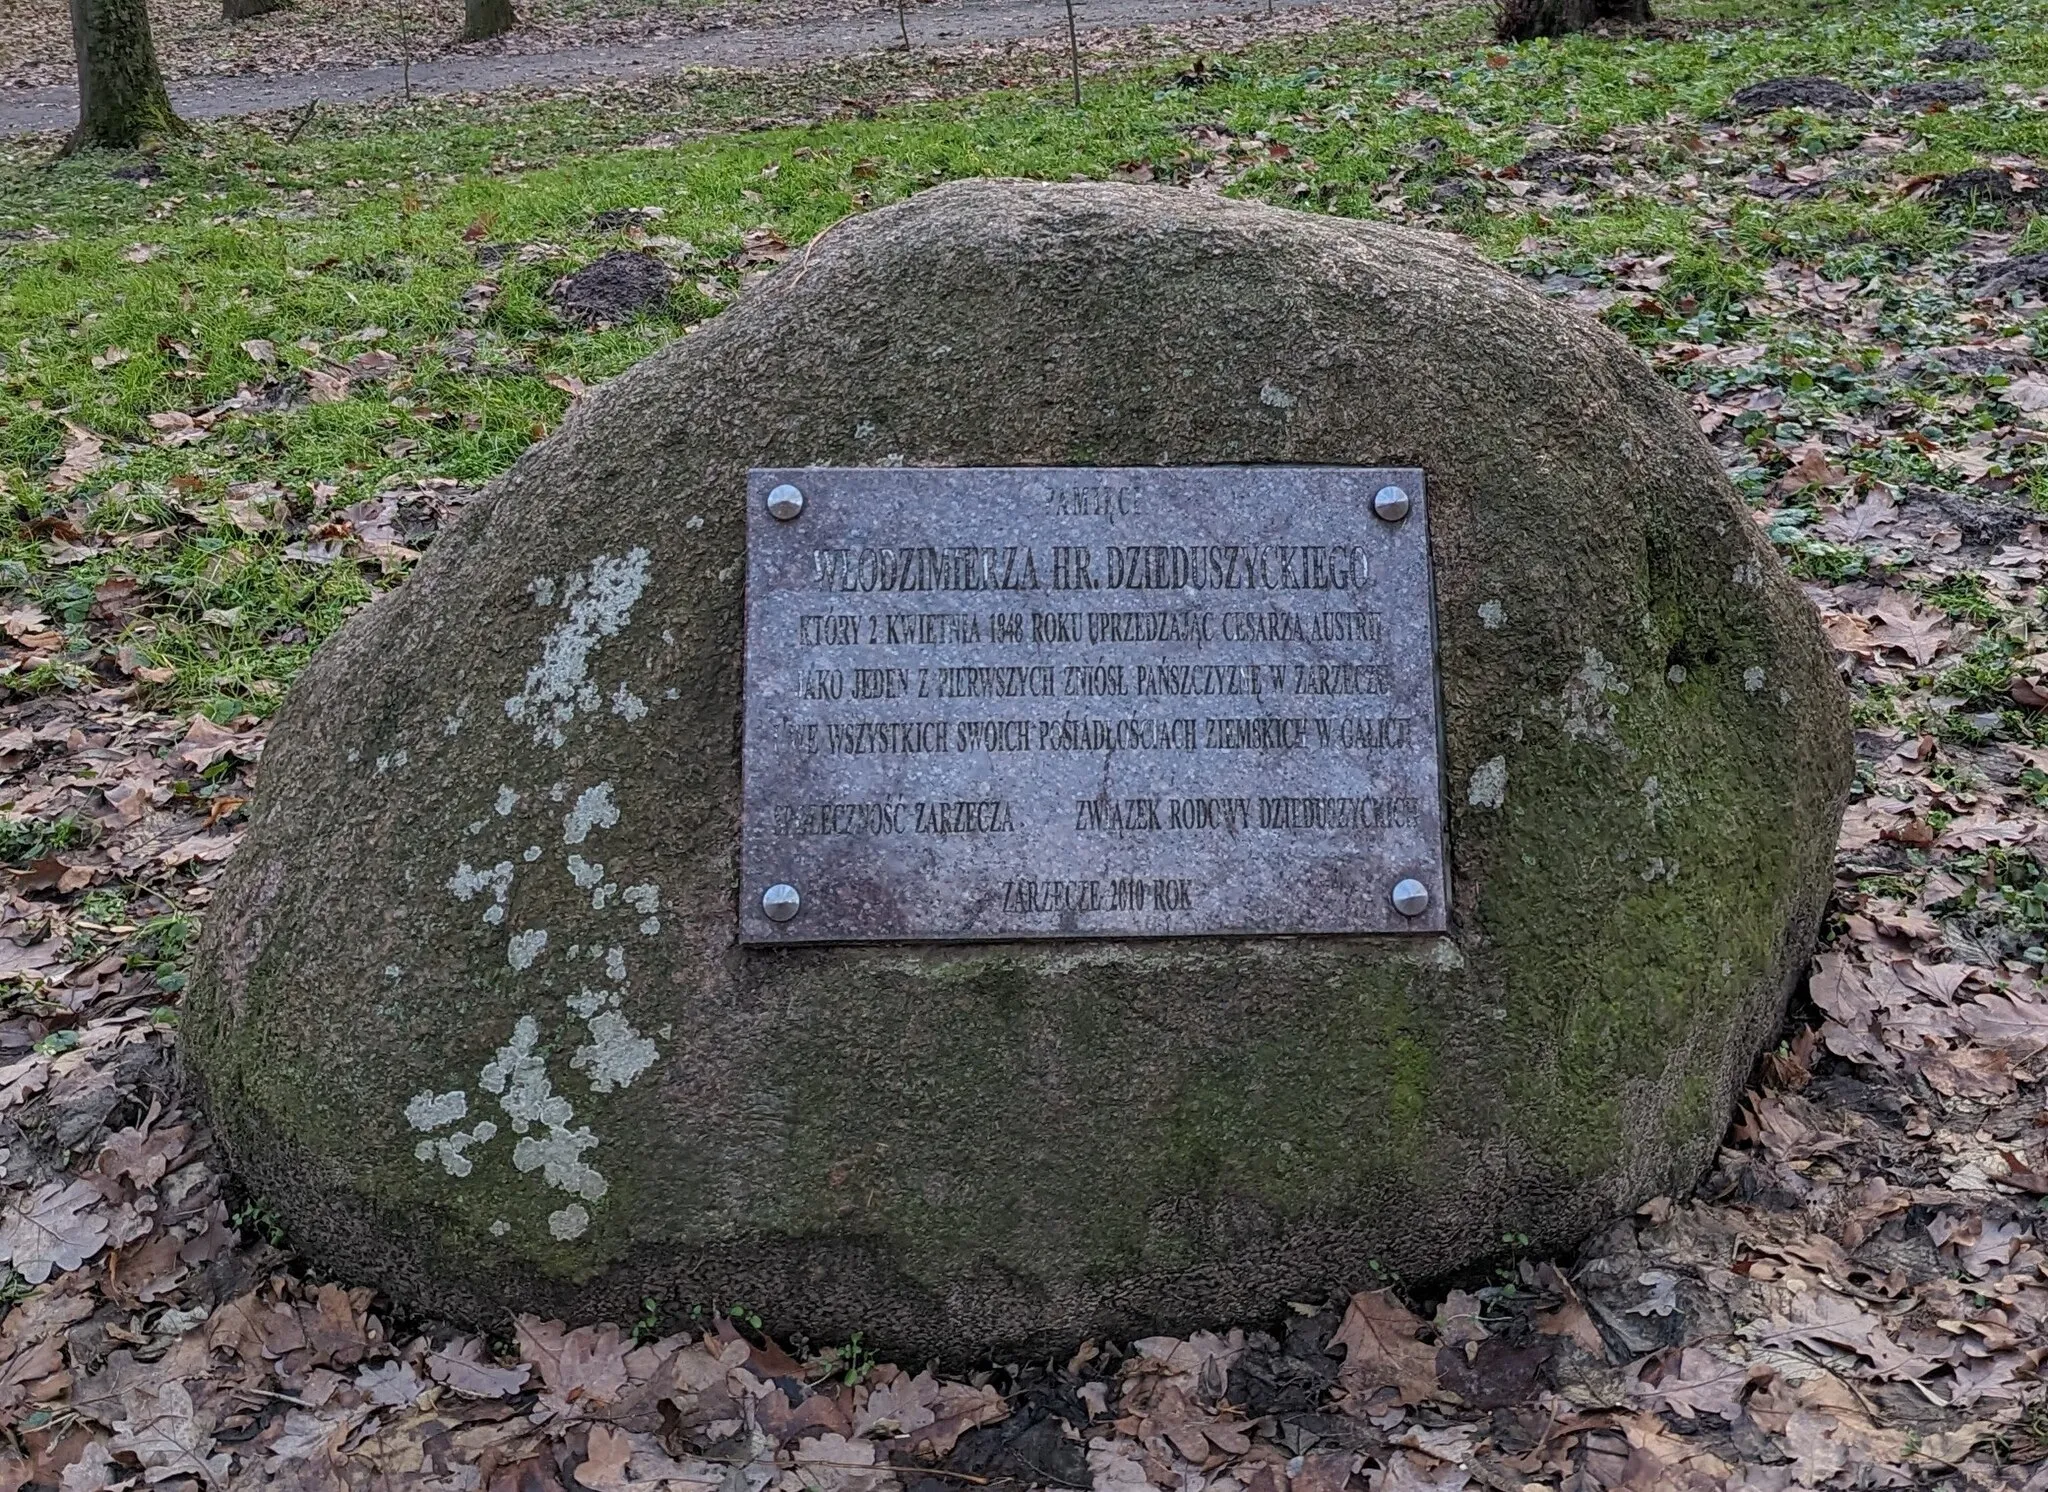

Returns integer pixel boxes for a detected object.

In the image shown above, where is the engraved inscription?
[739,467,1448,942]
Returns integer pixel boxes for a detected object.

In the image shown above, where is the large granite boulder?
[186,180,1851,1359]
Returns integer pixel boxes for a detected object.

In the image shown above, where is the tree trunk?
[66,0,185,153]
[223,0,287,19]
[461,0,515,41]
[1496,0,1649,41]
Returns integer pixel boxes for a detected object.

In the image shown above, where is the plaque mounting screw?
[1373,485,1412,522]
[761,883,802,922]
[1390,878,1430,917]
[766,483,805,521]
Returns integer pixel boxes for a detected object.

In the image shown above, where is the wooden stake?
[1064,0,1081,107]
[398,0,412,101]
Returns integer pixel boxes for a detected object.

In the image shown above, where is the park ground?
[7,0,2048,1487]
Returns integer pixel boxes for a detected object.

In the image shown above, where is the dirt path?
[0,0,1349,137]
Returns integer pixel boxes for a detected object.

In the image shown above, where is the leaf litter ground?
[8,0,2048,1486]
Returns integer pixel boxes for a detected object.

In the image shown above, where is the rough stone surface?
[1728,77,1871,115]
[185,180,1852,1361]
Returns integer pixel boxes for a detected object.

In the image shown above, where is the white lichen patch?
[507,929,548,971]
[605,946,627,982]
[1548,647,1631,744]
[1478,600,1506,630]
[495,786,518,816]
[1744,666,1767,693]
[1732,559,1764,588]
[405,1090,468,1131]
[480,1017,568,1129]
[504,549,653,748]
[1579,649,1627,698]
[523,845,542,862]
[1667,664,1688,685]
[623,884,660,936]
[490,1218,509,1237]
[374,749,410,775]
[563,783,619,845]
[1467,757,1508,810]
[572,1007,659,1094]
[610,684,648,723]
[416,1121,498,1176]
[513,1127,606,1201]
[475,1015,609,1203]
[448,862,515,926]
[1258,382,1297,411]
[549,1204,590,1240]
[568,855,605,889]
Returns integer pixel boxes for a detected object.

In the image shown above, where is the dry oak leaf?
[1821,609,1877,659]
[852,1373,937,1439]
[0,1334,65,1418]
[357,1358,427,1407]
[1628,1345,1757,1423]
[1961,988,2048,1059]
[1867,603,1951,666]
[1999,372,2048,412]
[1836,795,1916,852]
[1,1280,98,1357]
[1084,1437,1150,1492]
[1819,488,1898,542]
[218,483,283,536]
[49,422,105,492]
[1917,1044,2015,1099]
[1530,1263,1606,1356]
[906,1380,1008,1458]
[1433,1289,1488,1348]
[56,1441,119,1492]
[263,1407,352,1471]
[577,1429,723,1492]
[0,1178,110,1284]
[1123,1329,1246,1399]
[1328,1289,1439,1406]
[1374,1449,1470,1491]
[173,715,256,773]
[787,1433,891,1492]
[516,1316,632,1416]
[427,1336,532,1397]
[1779,440,1852,494]
[95,1122,192,1195]
[307,369,350,404]
[159,830,241,868]
[574,1426,638,1492]
[111,1380,230,1486]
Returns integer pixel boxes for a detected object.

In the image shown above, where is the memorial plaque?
[738,467,1448,943]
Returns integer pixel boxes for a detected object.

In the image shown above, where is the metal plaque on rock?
[738,467,1448,944]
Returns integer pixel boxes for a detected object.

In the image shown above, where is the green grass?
[5,0,2048,717]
